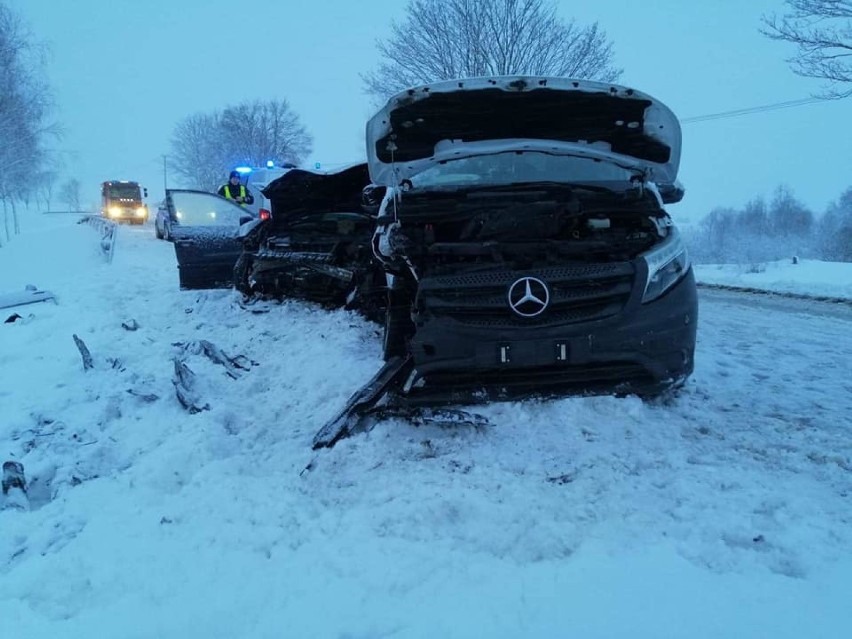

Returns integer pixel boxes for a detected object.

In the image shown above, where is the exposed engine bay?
[376,183,672,277]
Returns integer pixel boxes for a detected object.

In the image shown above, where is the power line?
[681,97,827,124]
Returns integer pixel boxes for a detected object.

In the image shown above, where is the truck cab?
[101,180,149,224]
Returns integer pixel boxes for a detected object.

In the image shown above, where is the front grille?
[418,262,635,327]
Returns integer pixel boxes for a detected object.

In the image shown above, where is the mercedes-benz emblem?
[507,276,550,317]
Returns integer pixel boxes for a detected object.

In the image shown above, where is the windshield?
[409,152,640,190]
[106,184,142,200]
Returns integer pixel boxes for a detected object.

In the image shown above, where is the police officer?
[217,170,255,206]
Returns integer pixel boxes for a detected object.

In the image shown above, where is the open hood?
[261,162,371,217]
[366,77,682,197]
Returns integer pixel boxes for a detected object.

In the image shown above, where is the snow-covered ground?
[1,215,851,638]
[694,259,852,300]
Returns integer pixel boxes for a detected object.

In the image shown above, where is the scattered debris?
[0,285,57,310]
[2,461,27,495]
[177,340,254,379]
[172,358,209,413]
[547,473,576,485]
[5,313,22,323]
[72,334,94,370]
[2,461,29,510]
[121,319,140,331]
[127,388,159,403]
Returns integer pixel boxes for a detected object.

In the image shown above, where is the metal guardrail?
[78,215,117,263]
[696,282,852,307]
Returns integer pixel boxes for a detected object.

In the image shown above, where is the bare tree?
[0,2,58,236]
[363,0,621,99]
[168,112,227,192]
[761,0,852,98]
[818,186,852,259]
[169,99,313,191]
[220,99,313,168]
[58,178,81,212]
[35,169,58,212]
[770,185,814,236]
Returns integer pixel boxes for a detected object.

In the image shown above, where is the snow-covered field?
[694,259,852,301]
[1,215,851,638]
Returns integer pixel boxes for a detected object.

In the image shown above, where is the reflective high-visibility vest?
[224,184,247,206]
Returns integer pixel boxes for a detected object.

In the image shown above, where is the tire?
[233,252,253,295]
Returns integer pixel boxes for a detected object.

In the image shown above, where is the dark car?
[367,76,697,401]
[165,190,255,289]
[234,163,386,319]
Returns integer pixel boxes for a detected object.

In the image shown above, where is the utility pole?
[162,155,168,192]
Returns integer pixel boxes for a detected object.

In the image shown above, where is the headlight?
[641,227,691,303]
[108,207,121,217]
[136,207,147,217]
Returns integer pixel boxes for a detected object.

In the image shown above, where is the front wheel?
[233,252,254,295]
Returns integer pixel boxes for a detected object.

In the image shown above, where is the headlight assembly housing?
[641,227,691,303]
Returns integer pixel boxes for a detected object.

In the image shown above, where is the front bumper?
[408,268,698,392]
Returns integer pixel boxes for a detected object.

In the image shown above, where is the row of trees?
[0,2,58,243]
[684,185,852,264]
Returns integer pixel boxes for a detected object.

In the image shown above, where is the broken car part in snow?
[176,340,254,379]
[170,340,253,413]
[2,461,29,510]
[0,285,57,311]
[312,355,414,449]
[72,334,94,370]
[121,319,140,331]
[126,388,160,403]
[172,358,210,414]
[2,461,27,495]
[310,355,492,452]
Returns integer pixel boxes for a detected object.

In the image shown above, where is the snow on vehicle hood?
[366,76,682,193]
[261,162,371,216]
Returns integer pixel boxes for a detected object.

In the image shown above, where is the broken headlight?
[641,228,690,303]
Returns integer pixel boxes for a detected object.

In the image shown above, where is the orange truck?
[101,180,149,224]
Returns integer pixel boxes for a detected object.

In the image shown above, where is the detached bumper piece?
[311,355,497,450]
[0,285,57,311]
[312,355,414,449]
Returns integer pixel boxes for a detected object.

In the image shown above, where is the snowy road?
[1,219,850,638]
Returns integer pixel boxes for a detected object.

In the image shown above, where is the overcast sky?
[10,0,851,221]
